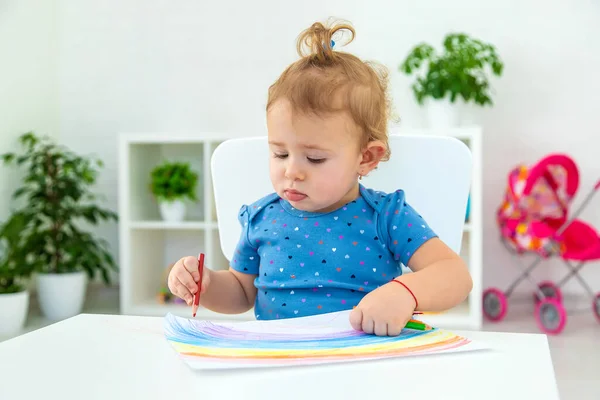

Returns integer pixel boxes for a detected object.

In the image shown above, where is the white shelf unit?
[118,128,482,329]
[118,133,253,320]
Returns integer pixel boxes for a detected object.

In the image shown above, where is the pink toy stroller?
[483,154,600,334]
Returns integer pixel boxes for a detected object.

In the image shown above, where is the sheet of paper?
[163,310,486,370]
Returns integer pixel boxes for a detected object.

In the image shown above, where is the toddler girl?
[168,20,473,336]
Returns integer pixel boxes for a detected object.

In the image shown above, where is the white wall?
[0,0,59,220]
[51,0,600,295]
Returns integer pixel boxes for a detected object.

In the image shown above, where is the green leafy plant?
[0,232,31,294]
[400,33,504,106]
[0,132,119,284]
[149,161,198,202]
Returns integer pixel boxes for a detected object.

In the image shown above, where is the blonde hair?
[267,20,392,161]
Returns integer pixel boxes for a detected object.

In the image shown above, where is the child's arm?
[167,256,257,314]
[394,238,472,311]
[349,240,471,336]
[200,267,257,314]
[349,190,472,335]
[170,201,267,314]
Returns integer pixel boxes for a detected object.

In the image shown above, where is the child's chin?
[290,200,321,212]
[291,202,314,211]
[305,202,339,213]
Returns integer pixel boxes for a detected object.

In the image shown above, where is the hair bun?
[296,20,355,64]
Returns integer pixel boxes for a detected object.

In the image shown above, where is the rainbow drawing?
[163,310,484,369]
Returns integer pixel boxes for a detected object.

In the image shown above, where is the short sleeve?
[230,205,260,275]
[379,190,438,268]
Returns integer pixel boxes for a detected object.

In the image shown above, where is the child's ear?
[359,140,387,176]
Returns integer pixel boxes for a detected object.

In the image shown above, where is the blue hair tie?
[323,40,335,50]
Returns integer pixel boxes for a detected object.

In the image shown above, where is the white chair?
[211,134,472,262]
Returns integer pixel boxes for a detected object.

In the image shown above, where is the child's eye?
[273,153,288,159]
[307,157,326,164]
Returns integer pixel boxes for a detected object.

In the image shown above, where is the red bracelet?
[391,279,418,309]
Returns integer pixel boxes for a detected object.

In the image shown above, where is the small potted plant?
[0,227,33,337]
[0,132,119,321]
[149,161,198,222]
[399,32,504,127]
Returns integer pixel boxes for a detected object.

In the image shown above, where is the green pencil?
[405,319,433,331]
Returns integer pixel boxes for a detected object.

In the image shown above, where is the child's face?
[267,99,363,213]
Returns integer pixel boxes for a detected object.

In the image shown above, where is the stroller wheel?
[533,281,563,304]
[482,288,507,321]
[535,298,567,335]
[593,293,600,323]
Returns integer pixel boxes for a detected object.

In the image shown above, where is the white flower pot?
[159,199,186,222]
[426,98,459,129]
[0,290,29,337]
[37,271,87,321]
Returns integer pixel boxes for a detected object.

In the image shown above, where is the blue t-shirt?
[230,184,437,320]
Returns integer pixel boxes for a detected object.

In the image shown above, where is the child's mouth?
[284,189,307,202]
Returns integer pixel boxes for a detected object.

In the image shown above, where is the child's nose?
[285,161,305,181]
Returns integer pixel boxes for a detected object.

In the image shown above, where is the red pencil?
[192,253,204,317]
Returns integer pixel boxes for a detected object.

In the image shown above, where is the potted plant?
[0,226,33,337]
[399,32,504,127]
[0,132,118,321]
[149,161,198,222]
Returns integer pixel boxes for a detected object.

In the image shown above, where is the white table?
[0,313,560,400]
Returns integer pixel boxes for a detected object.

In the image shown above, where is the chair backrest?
[211,135,472,261]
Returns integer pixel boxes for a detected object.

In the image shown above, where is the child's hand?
[349,280,417,336]
[167,256,211,306]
